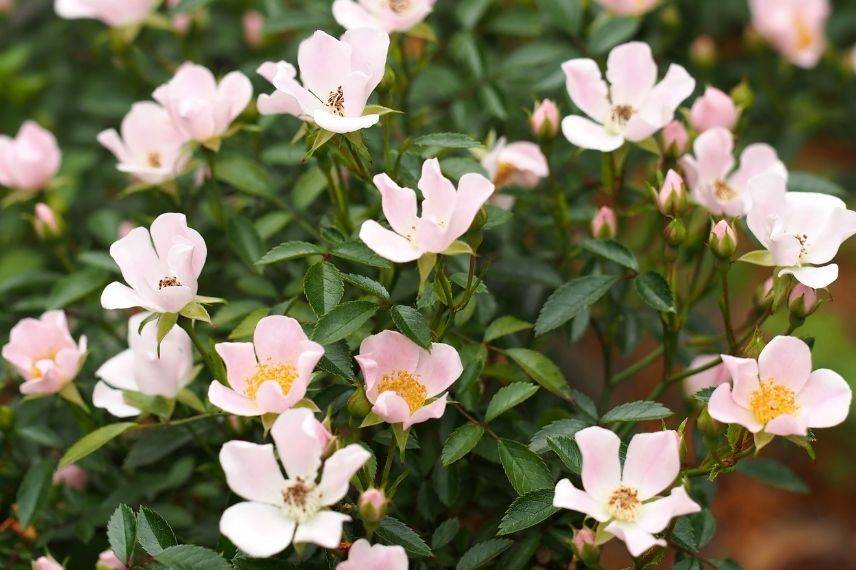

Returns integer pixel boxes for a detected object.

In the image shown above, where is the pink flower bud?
[754,277,775,310]
[32,557,62,570]
[358,488,388,522]
[709,220,737,259]
[117,221,135,239]
[657,169,686,215]
[52,464,88,490]
[0,121,61,193]
[96,550,126,570]
[572,527,599,564]
[0,0,14,14]
[661,120,688,155]
[573,527,595,551]
[34,203,61,239]
[690,87,738,132]
[530,99,560,139]
[690,35,717,67]
[591,206,617,239]
[243,10,265,48]
[788,284,819,318]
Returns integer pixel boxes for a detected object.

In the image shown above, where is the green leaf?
[15,458,55,527]
[484,316,533,343]
[46,268,108,309]
[497,439,553,495]
[602,401,673,423]
[485,382,539,422]
[441,423,485,466]
[229,307,269,340]
[413,132,481,149]
[179,302,211,323]
[737,250,775,266]
[587,15,639,55]
[107,504,136,565]
[257,241,324,265]
[535,275,618,335]
[304,262,344,316]
[123,391,174,419]
[431,518,460,550]
[456,538,513,570]
[693,387,716,403]
[581,238,639,271]
[312,300,379,345]
[546,435,582,475]
[157,313,179,347]
[292,166,328,210]
[156,545,231,569]
[124,427,192,469]
[59,422,136,468]
[538,0,583,35]
[376,516,433,558]
[136,507,178,556]
[341,272,390,300]
[317,341,355,379]
[441,240,475,256]
[331,240,391,268]
[505,348,571,400]
[529,418,588,454]
[635,271,676,312]
[788,171,846,197]
[228,216,265,269]
[497,489,560,535]
[213,155,275,199]
[389,305,432,349]
[736,459,809,493]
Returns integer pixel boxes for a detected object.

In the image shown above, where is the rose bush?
[1,0,856,568]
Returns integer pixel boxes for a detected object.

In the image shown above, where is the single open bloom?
[749,0,830,69]
[355,330,463,429]
[210,316,324,416]
[153,63,253,144]
[746,172,856,288]
[2,310,86,396]
[680,127,786,217]
[690,87,738,133]
[553,426,700,557]
[561,42,694,152]
[219,408,370,557]
[93,312,193,417]
[481,139,549,190]
[54,0,156,27]
[0,121,61,192]
[98,102,190,185]
[257,29,389,133]
[595,0,659,16]
[359,158,494,263]
[683,355,729,396]
[337,539,408,570]
[709,336,851,437]
[333,0,435,33]
[101,212,207,314]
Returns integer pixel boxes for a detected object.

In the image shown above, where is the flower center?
[607,485,641,522]
[377,370,427,413]
[607,104,634,133]
[147,152,162,169]
[793,14,814,52]
[30,353,58,379]
[713,179,737,201]
[794,233,809,260]
[158,276,182,289]
[244,361,298,400]
[388,0,410,14]
[281,479,322,523]
[326,86,345,117]
[494,162,518,188]
[749,379,798,424]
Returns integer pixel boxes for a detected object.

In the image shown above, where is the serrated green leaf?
[431,518,460,550]
[505,348,571,401]
[107,504,136,565]
[15,458,55,527]
[529,418,588,453]
[483,316,533,343]
[304,261,344,316]
[341,272,390,300]
[441,423,484,466]
[693,387,716,403]
[331,240,391,268]
[312,300,378,344]
[485,382,539,422]
[156,545,231,569]
[535,275,618,335]
[497,489,559,535]
[497,439,553,495]
[602,401,673,423]
[635,271,676,312]
[413,132,481,149]
[581,238,639,271]
[546,435,582,475]
[60,422,136,468]
[213,155,275,199]
[587,15,639,55]
[257,241,324,265]
[456,538,513,570]
[136,506,178,556]
[376,516,433,557]
[389,305,432,349]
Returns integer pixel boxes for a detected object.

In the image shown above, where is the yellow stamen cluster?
[607,485,641,522]
[389,0,410,15]
[493,162,518,188]
[750,380,798,424]
[793,15,814,52]
[377,370,427,413]
[244,361,298,401]
[713,179,737,201]
[147,151,162,168]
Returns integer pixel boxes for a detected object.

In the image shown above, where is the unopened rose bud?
[662,120,688,155]
[243,10,265,48]
[591,206,617,239]
[730,80,754,111]
[358,488,388,523]
[664,218,687,247]
[53,464,88,491]
[690,87,738,133]
[753,277,775,311]
[788,284,819,319]
[572,527,599,565]
[530,99,560,139]
[656,169,687,216]
[347,388,372,418]
[96,550,126,570]
[690,35,717,67]
[709,220,737,260]
[34,202,61,239]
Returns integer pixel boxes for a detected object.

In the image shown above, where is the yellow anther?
[377,370,427,413]
[750,379,798,424]
[244,361,298,400]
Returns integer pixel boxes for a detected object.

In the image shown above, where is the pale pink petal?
[220,441,287,504]
[298,31,353,100]
[293,511,350,548]
[332,0,379,30]
[95,349,137,391]
[605,520,664,558]
[214,342,257,392]
[720,354,760,408]
[764,414,807,436]
[359,220,422,263]
[561,58,609,122]
[606,42,657,108]
[575,426,621,502]
[403,394,447,429]
[683,355,728,396]
[621,431,680,500]
[220,502,295,558]
[208,381,260,416]
[757,336,812,392]
[691,128,735,182]
[317,444,371,505]
[215,71,253,128]
[254,381,293,414]
[779,264,839,289]
[150,212,207,278]
[561,115,624,152]
[341,27,390,91]
[313,110,379,133]
[92,381,141,417]
[634,486,700,534]
[446,172,495,240]
[728,143,786,194]
[553,478,609,522]
[797,369,852,428]
[253,315,311,363]
[634,63,695,132]
[357,330,422,393]
[707,384,763,432]
[271,408,330,480]
[371,391,412,425]
[414,343,463,397]
[373,173,418,236]
[337,539,408,570]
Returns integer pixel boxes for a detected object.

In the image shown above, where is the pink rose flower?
[709,336,852,437]
[355,330,463,429]
[337,539,408,570]
[591,206,617,239]
[101,212,207,313]
[93,312,193,417]
[54,0,156,27]
[333,0,436,33]
[595,0,659,16]
[530,99,560,138]
[690,87,738,133]
[749,0,830,68]
[561,42,695,152]
[359,158,494,263]
[661,120,688,154]
[242,10,264,47]
[98,102,190,185]
[219,409,369,557]
[96,551,126,570]
[52,464,88,490]
[257,29,389,133]
[153,63,253,145]
[553,426,700,557]
[680,127,786,217]
[683,355,729,396]
[209,316,324,416]
[2,311,86,396]
[0,121,61,192]
[481,139,549,190]
[32,557,62,570]
[747,172,856,288]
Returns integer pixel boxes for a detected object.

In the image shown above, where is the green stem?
[179,318,222,380]
[609,346,665,386]
[719,268,738,353]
